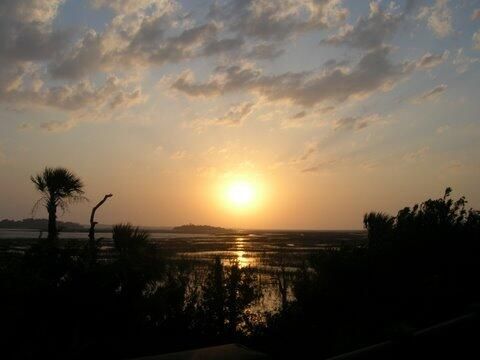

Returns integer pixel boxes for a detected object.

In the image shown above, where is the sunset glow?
[0,0,478,230]
[2,1,480,358]
[227,181,255,207]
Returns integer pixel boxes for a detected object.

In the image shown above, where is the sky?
[0,0,479,230]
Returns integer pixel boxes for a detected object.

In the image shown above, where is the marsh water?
[0,228,365,268]
[0,229,366,312]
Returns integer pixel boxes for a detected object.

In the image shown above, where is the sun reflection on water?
[235,237,252,268]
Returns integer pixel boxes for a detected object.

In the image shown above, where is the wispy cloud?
[185,101,255,131]
[412,84,447,104]
[452,48,479,73]
[333,113,384,131]
[416,50,449,69]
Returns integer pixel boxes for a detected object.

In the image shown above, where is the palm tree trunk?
[47,201,58,242]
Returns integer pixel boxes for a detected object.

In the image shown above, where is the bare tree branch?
[89,194,113,243]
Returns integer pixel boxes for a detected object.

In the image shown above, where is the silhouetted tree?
[89,194,113,243]
[31,167,86,242]
[363,212,394,249]
[201,258,259,337]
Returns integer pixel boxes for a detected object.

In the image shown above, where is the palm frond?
[31,197,46,216]
[31,166,87,215]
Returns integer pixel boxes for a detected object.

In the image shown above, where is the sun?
[227,181,255,207]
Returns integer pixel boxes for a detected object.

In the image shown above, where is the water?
[0,228,366,313]
[0,228,366,269]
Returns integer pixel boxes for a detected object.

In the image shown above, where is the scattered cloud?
[172,46,418,108]
[202,37,245,56]
[0,0,475,138]
[90,0,175,13]
[291,111,307,120]
[153,145,164,155]
[186,101,255,131]
[472,9,480,21]
[321,2,404,49]
[40,119,76,132]
[415,50,449,69]
[417,0,453,38]
[292,140,319,163]
[333,113,383,131]
[301,158,339,173]
[0,0,69,62]
[170,150,187,160]
[452,48,479,73]
[436,125,450,134]
[412,84,447,104]
[473,31,480,50]
[208,0,348,41]
[0,0,150,130]
[246,43,285,60]
[403,146,429,162]
[18,123,33,131]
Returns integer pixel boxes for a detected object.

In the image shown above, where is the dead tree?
[88,193,113,244]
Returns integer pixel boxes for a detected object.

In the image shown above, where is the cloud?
[452,48,479,73]
[44,1,346,82]
[0,0,70,99]
[202,37,244,56]
[298,140,318,161]
[0,0,147,129]
[415,50,449,69]
[472,9,480,21]
[172,46,418,108]
[0,67,146,132]
[214,101,255,126]
[403,146,429,162]
[48,2,227,80]
[51,17,220,80]
[186,101,255,131]
[208,0,348,41]
[0,1,70,63]
[18,123,33,131]
[246,43,285,60]
[291,111,307,120]
[301,158,338,173]
[40,120,76,132]
[412,84,447,104]
[170,150,187,160]
[436,125,450,134]
[333,113,383,131]
[417,0,453,38]
[473,31,480,50]
[281,110,308,129]
[90,0,174,13]
[321,2,403,49]
[49,30,104,80]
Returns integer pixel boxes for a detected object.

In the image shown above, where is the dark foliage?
[0,188,479,359]
[0,226,259,359]
[251,188,480,358]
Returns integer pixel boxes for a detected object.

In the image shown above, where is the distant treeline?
[172,223,232,234]
[0,218,85,231]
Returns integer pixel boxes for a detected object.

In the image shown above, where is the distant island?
[172,224,232,234]
[0,218,85,231]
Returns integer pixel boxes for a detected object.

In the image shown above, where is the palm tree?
[31,167,86,241]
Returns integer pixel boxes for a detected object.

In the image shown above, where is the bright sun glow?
[227,181,255,207]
